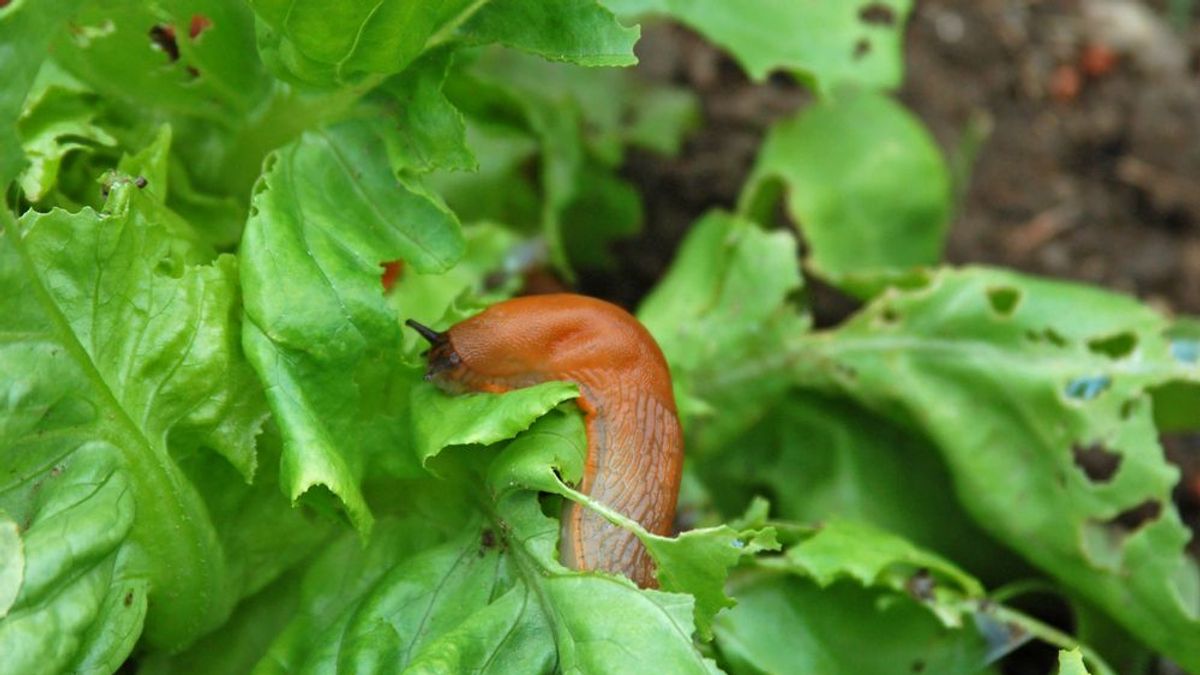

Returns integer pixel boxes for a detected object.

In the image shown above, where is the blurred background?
[589,0,1200,319]
[578,8,1200,670]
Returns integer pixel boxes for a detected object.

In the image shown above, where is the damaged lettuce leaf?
[781,269,1200,670]
[739,91,951,298]
[641,207,1198,670]
[604,0,914,92]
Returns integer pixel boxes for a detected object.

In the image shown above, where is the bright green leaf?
[241,119,465,533]
[0,513,22,619]
[740,91,951,297]
[16,62,117,202]
[1058,649,1092,675]
[784,519,983,627]
[412,382,580,468]
[606,0,913,91]
[53,0,271,123]
[462,0,640,68]
[0,0,84,186]
[638,211,807,447]
[0,181,270,654]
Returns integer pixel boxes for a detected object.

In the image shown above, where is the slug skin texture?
[412,294,683,588]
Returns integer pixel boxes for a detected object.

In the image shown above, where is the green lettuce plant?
[2,1,1195,673]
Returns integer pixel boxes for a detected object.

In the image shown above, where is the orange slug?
[407,294,683,588]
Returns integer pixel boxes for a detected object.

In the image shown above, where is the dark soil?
[578,3,1200,673]
[907,0,1200,315]
[586,0,1200,318]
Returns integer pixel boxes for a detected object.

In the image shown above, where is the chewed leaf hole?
[859,3,897,26]
[986,286,1021,317]
[1170,339,1200,364]
[1025,327,1069,347]
[148,24,179,62]
[1065,375,1111,400]
[853,38,872,60]
[1109,500,1162,533]
[905,568,934,601]
[1072,443,1122,483]
[1087,331,1137,359]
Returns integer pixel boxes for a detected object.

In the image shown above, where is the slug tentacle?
[409,294,683,588]
[405,318,445,346]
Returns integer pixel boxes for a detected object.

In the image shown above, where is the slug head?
[405,319,469,392]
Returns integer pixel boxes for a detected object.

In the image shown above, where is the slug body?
[411,294,682,588]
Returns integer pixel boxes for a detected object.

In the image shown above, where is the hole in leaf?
[905,568,934,601]
[1109,500,1162,533]
[148,24,179,61]
[1072,443,1122,483]
[853,38,872,60]
[1064,375,1111,400]
[188,13,212,39]
[986,286,1021,317]
[879,306,899,324]
[859,3,897,26]
[124,591,133,607]
[1086,331,1137,359]
[911,660,925,673]
[1026,328,1070,347]
[1170,339,1200,364]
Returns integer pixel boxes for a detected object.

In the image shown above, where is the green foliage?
[2,0,1196,672]
[740,91,951,297]
[607,0,914,91]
